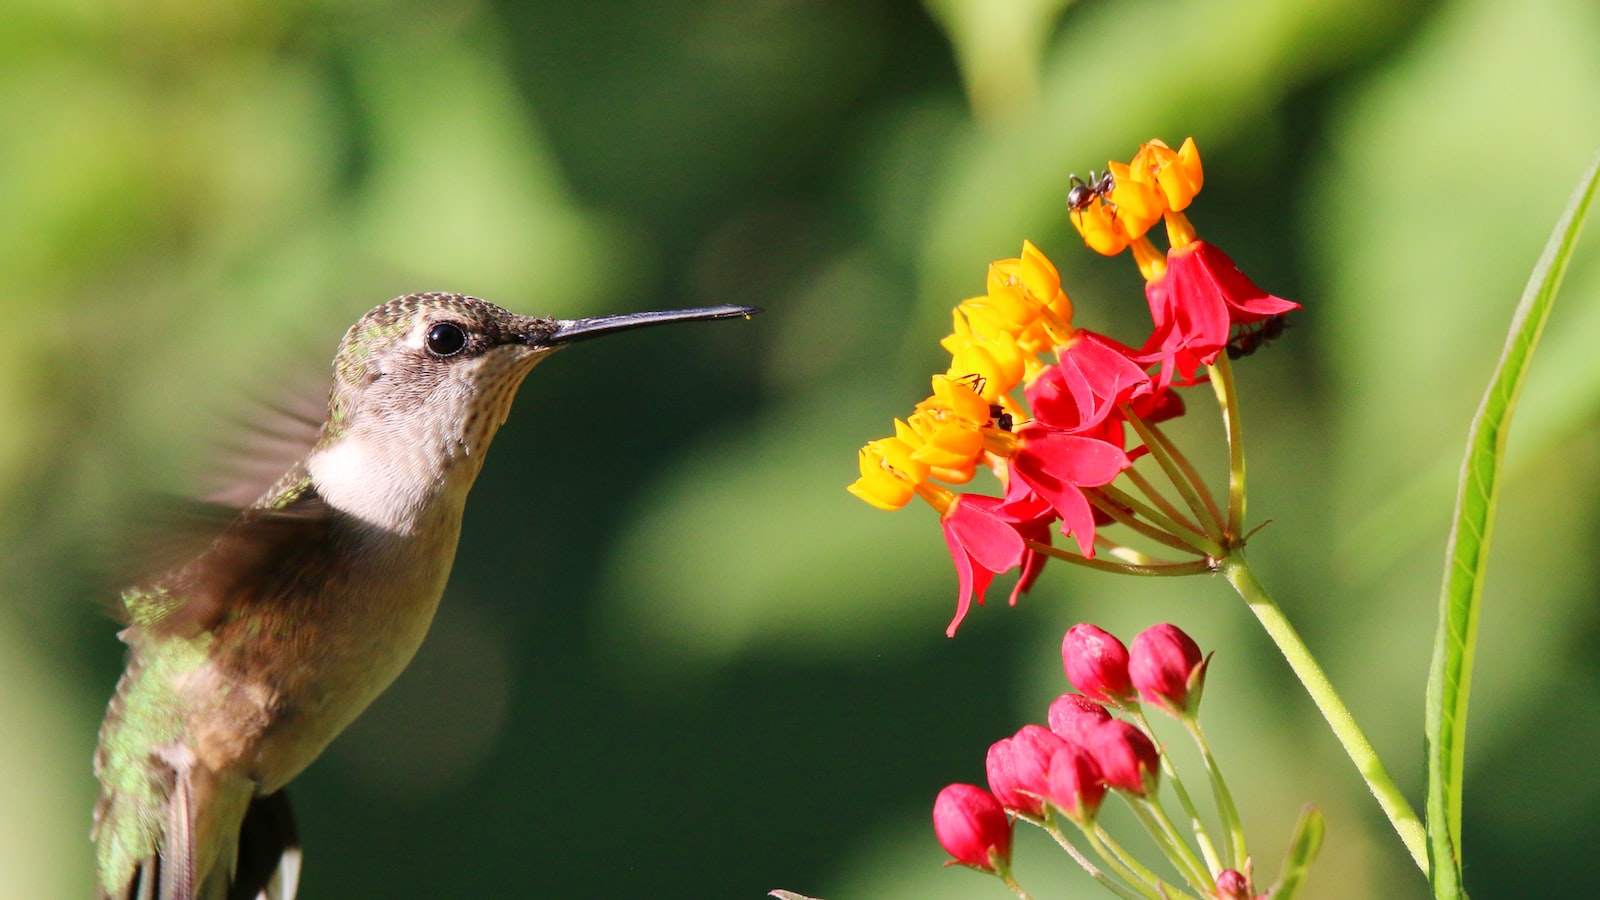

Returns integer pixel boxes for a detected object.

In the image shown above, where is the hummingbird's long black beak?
[544,305,761,346]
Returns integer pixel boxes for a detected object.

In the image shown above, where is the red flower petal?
[1130,384,1186,423]
[946,496,1026,572]
[1026,332,1150,433]
[997,471,1054,519]
[1009,427,1131,556]
[941,495,1026,636]
[1178,241,1299,323]
[1138,241,1299,387]
[942,527,983,638]
[1007,514,1053,607]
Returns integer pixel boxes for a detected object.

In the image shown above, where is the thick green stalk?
[1220,555,1427,871]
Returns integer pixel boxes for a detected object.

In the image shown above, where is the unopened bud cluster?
[935,623,1317,899]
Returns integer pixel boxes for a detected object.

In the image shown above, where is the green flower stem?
[1220,554,1428,871]
[1088,483,1209,554]
[996,874,1034,900]
[1142,415,1227,532]
[1093,537,1171,567]
[1122,405,1225,542]
[1037,818,1149,900]
[1130,708,1222,874]
[1077,824,1177,900]
[1129,793,1215,894]
[1026,540,1212,577]
[1122,466,1204,535]
[1092,485,1223,556]
[993,858,1036,900]
[1182,716,1248,871]
[1206,356,1247,539]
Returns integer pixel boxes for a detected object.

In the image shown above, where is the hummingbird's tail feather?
[96,780,298,900]
[95,763,273,900]
[94,659,263,900]
[162,769,197,899]
[92,767,191,900]
[229,791,301,900]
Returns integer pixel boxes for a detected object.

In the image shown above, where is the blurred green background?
[4,0,1600,896]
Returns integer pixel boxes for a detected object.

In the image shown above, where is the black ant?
[1066,170,1116,215]
[1225,314,1290,360]
[988,403,1014,432]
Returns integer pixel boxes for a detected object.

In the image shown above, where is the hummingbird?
[91,292,757,900]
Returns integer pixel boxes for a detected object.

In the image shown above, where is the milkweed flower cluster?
[935,623,1322,900]
[848,138,1300,635]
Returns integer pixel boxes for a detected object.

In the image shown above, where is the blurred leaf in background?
[3,0,1599,897]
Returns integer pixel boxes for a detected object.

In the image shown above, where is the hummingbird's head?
[308,292,755,532]
[326,293,558,459]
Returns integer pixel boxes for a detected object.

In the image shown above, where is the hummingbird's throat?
[308,350,548,533]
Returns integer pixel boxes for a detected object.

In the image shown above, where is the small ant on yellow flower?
[1066,170,1116,216]
[988,403,1014,432]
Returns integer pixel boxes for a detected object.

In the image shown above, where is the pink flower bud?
[1047,693,1113,744]
[985,738,1034,816]
[1129,623,1207,716]
[1061,624,1136,703]
[1085,720,1160,796]
[1005,725,1069,815]
[1214,868,1260,899]
[933,784,1013,871]
[1043,743,1106,825]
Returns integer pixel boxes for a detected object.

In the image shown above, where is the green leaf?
[1423,148,1600,899]
[1268,804,1325,900]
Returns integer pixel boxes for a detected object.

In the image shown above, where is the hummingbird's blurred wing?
[201,382,329,510]
[120,482,340,639]
[105,363,332,626]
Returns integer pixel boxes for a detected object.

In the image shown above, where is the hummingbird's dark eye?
[425,322,468,357]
